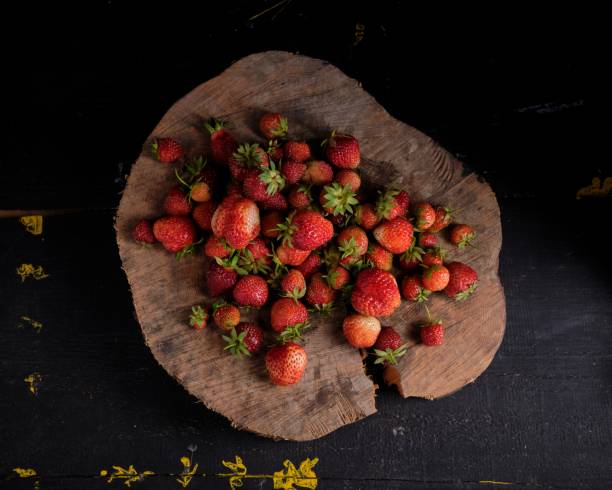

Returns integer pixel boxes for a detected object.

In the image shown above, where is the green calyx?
[204,118,228,135]
[323,245,341,268]
[454,281,478,301]
[320,129,337,148]
[458,232,476,249]
[373,343,409,365]
[151,139,159,159]
[222,327,251,358]
[215,250,249,275]
[274,214,297,247]
[278,321,310,343]
[267,243,289,288]
[414,287,431,303]
[401,243,425,263]
[375,189,400,219]
[338,236,360,260]
[282,286,306,300]
[309,303,334,315]
[233,143,264,168]
[176,238,204,260]
[189,305,208,328]
[270,117,289,138]
[348,257,374,272]
[259,160,286,195]
[238,249,271,275]
[323,183,358,216]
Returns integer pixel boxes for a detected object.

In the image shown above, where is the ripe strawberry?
[261,192,288,211]
[206,261,238,297]
[152,137,183,163]
[204,119,237,165]
[376,189,409,220]
[337,226,368,265]
[232,274,269,308]
[325,265,350,290]
[302,160,333,185]
[270,298,309,333]
[189,305,208,330]
[224,323,264,356]
[401,274,431,302]
[449,224,476,248]
[398,243,424,271]
[211,196,260,250]
[240,238,272,274]
[422,247,445,267]
[288,185,312,209]
[284,141,311,162]
[355,203,381,230]
[351,268,401,317]
[280,269,307,299]
[295,253,322,278]
[212,302,240,332]
[261,211,284,238]
[324,131,360,169]
[189,182,212,202]
[285,210,334,251]
[226,182,243,198]
[421,264,450,292]
[259,112,288,140]
[265,342,307,385]
[266,139,284,161]
[443,261,478,300]
[366,244,393,271]
[373,327,407,365]
[243,162,286,202]
[153,216,196,253]
[335,170,361,192]
[132,219,156,244]
[343,314,381,348]
[229,143,269,182]
[192,201,217,231]
[428,206,453,233]
[413,202,436,230]
[204,235,231,259]
[305,272,337,309]
[320,183,358,216]
[276,242,310,266]
[418,231,438,248]
[373,217,414,254]
[282,160,306,185]
[163,185,192,216]
[421,322,444,346]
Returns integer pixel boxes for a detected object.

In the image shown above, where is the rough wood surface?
[115,51,505,440]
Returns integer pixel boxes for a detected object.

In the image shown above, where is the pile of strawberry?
[132,113,478,386]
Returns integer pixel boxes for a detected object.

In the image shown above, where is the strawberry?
[325,265,350,290]
[232,274,269,308]
[422,247,445,267]
[443,261,478,300]
[132,219,156,244]
[373,217,414,254]
[421,322,444,346]
[413,202,436,230]
[305,272,337,309]
[324,131,360,169]
[295,253,322,278]
[283,141,311,162]
[240,238,272,274]
[288,185,312,209]
[192,201,217,231]
[261,192,288,211]
[152,137,183,164]
[337,226,368,265]
[207,261,238,297]
[398,243,424,271]
[266,139,284,161]
[223,323,264,356]
[320,183,358,216]
[261,211,284,238]
[229,143,269,182]
[189,305,208,330]
[302,160,333,185]
[428,206,453,233]
[376,189,409,220]
[421,264,450,292]
[351,268,401,317]
[280,269,307,299]
[282,210,334,251]
[342,314,381,348]
[204,235,231,259]
[212,302,240,332]
[366,243,393,271]
[449,224,476,248]
[243,161,286,202]
[418,231,438,248]
[163,185,192,216]
[282,160,306,185]
[211,195,260,250]
[373,327,407,365]
[204,119,237,165]
[354,203,381,230]
[226,182,243,198]
[259,113,288,139]
[153,216,197,254]
[270,298,309,332]
[190,182,212,202]
[276,242,311,266]
[335,170,361,192]
[401,274,431,302]
[265,342,307,385]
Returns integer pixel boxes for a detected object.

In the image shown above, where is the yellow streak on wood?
[479,480,513,485]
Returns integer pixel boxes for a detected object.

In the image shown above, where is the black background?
[1,2,610,489]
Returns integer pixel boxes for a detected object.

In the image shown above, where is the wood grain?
[115,51,505,440]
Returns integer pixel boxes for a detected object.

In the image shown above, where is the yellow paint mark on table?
[218,455,318,489]
[13,468,37,478]
[24,373,42,395]
[100,465,155,487]
[20,215,43,235]
[17,264,49,282]
[576,176,612,199]
[176,446,201,488]
[20,316,43,333]
[479,480,512,485]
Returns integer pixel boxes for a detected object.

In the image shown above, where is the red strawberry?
[283,141,311,162]
[355,203,381,230]
[287,210,334,251]
[302,160,333,185]
[243,162,286,202]
[261,192,288,211]
[418,231,438,248]
[422,247,445,267]
[261,211,284,238]
[324,131,360,169]
[373,217,414,254]
[224,323,264,356]
[421,264,450,292]
[335,170,361,192]
[204,235,231,259]
[337,226,368,265]
[266,139,284,161]
[163,185,192,216]
[288,185,312,209]
[276,242,310,266]
[241,238,272,274]
[189,305,208,330]
[443,261,478,300]
[305,272,337,309]
[212,302,240,332]
[259,112,288,140]
[229,143,270,182]
[192,201,217,231]
[373,326,407,365]
[152,216,196,254]
[428,206,453,233]
[282,160,306,185]
[351,268,401,317]
[421,322,444,346]
[206,261,238,297]
[398,243,424,271]
[449,224,476,248]
[320,183,358,216]
[132,219,156,244]
[204,119,237,165]
[152,137,183,163]
[366,243,393,271]
[401,274,431,302]
[295,253,322,279]
[270,298,309,333]
[232,274,269,308]
[265,342,307,385]
[211,195,260,250]
[413,202,436,230]
[376,189,409,220]
[280,269,307,299]
[342,314,381,348]
[325,265,350,290]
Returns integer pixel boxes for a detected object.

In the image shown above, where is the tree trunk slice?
[115,51,505,440]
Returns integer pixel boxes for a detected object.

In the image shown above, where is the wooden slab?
[115,51,505,440]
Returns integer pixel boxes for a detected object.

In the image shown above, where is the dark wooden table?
[1,4,609,489]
